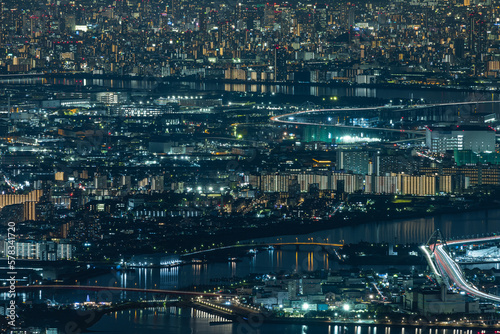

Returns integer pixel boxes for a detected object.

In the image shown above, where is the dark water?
[88,308,487,334]
[4,76,500,333]
[255,209,500,246]
[4,208,497,333]
[2,76,499,103]
[26,209,500,306]
[7,209,500,302]
[90,307,323,334]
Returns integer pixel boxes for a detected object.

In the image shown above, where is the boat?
[247,249,258,255]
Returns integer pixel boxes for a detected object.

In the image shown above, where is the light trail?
[270,101,500,135]
[270,106,424,134]
[419,245,442,279]
[432,235,500,302]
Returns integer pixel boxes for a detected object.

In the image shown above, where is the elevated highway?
[270,101,500,127]
[422,232,500,303]
[270,106,423,135]
[270,101,500,142]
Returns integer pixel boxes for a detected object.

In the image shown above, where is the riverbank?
[83,304,500,334]
[260,318,500,331]
[16,300,175,332]
[111,196,500,258]
[4,72,499,94]
[200,201,500,252]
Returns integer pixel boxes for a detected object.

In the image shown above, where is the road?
[270,106,423,135]
[432,235,500,302]
[0,285,231,298]
[270,101,500,136]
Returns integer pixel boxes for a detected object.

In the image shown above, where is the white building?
[6,240,73,260]
[426,125,496,153]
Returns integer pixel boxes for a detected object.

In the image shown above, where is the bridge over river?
[181,241,343,258]
[0,284,264,325]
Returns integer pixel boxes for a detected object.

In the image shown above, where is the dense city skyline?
[0,0,500,86]
[1,0,500,333]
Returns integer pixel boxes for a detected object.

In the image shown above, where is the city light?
[336,135,381,143]
[2,2,499,331]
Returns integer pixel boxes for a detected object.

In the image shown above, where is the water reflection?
[1,209,498,310]
[87,310,498,334]
[152,247,336,290]
[308,251,314,271]
[295,251,299,272]
[160,266,179,289]
[3,76,500,102]
[257,209,500,245]
[28,208,496,296]
[229,261,236,277]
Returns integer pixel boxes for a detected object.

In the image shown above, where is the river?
[7,209,500,333]
[255,209,500,246]
[4,76,500,332]
[32,209,500,306]
[2,76,500,104]
[89,308,486,334]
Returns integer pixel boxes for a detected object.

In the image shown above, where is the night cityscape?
[1,0,500,332]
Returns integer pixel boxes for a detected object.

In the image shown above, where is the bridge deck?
[0,285,230,297]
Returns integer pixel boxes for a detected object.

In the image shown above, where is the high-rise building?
[0,190,43,220]
[365,175,399,194]
[274,46,288,82]
[198,8,207,33]
[7,240,73,260]
[314,4,328,30]
[468,12,486,54]
[399,174,436,196]
[152,176,165,192]
[426,125,496,153]
[337,150,371,174]
[94,175,108,189]
[454,38,465,59]
[263,5,275,30]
